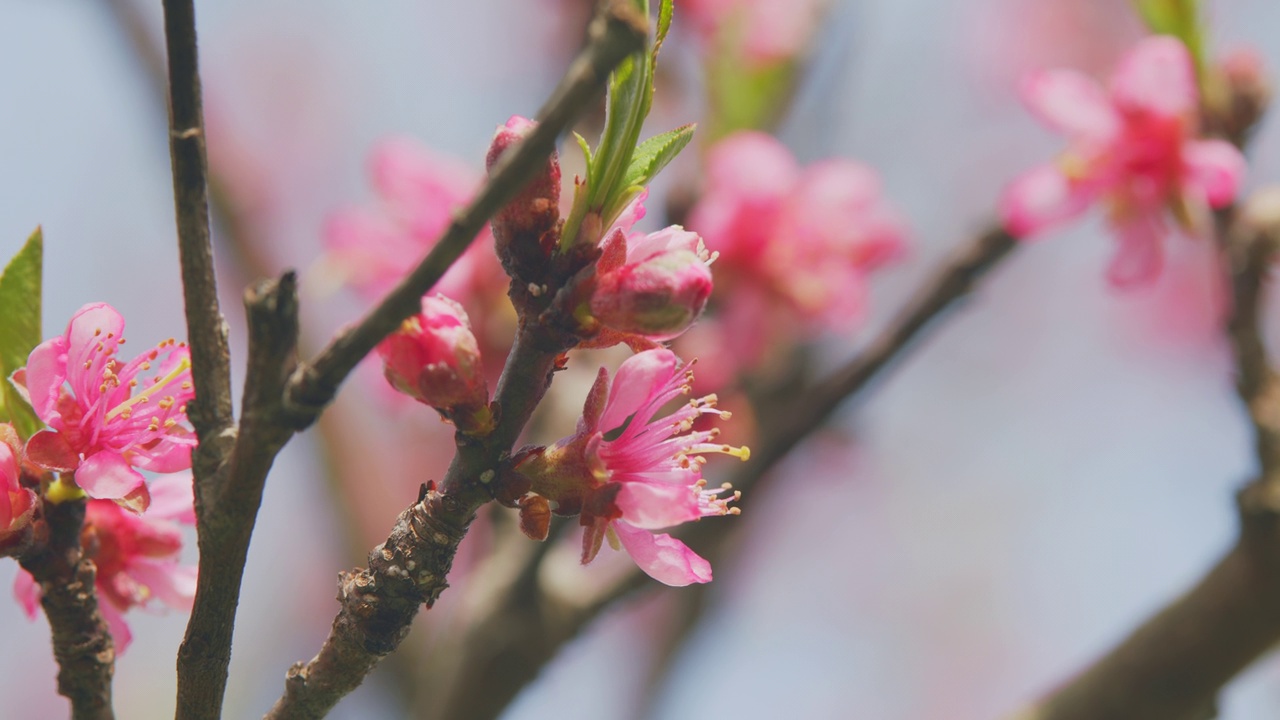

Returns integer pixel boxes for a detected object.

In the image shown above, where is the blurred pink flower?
[518,349,745,586]
[22,303,196,513]
[378,294,491,432]
[15,473,197,653]
[1000,36,1247,287]
[322,135,506,305]
[687,131,907,378]
[681,0,825,65]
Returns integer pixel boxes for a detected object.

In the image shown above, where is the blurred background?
[3,0,1280,718]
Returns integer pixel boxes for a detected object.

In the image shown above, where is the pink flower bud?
[0,425,35,556]
[378,295,490,423]
[590,226,714,341]
[487,116,561,279]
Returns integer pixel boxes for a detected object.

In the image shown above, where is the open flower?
[15,472,197,652]
[1000,35,1247,286]
[685,131,906,381]
[517,349,747,586]
[22,303,195,512]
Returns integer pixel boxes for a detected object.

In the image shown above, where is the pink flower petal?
[1183,139,1246,208]
[1107,213,1166,288]
[1110,36,1197,119]
[25,429,80,473]
[1021,69,1120,140]
[598,349,678,433]
[77,451,147,502]
[613,522,712,586]
[1000,165,1093,237]
[615,482,701,530]
[98,598,133,654]
[704,131,799,201]
[13,569,40,618]
[24,336,68,422]
[146,472,196,525]
[127,559,197,612]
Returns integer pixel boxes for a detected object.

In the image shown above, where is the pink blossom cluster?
[517,349,746,586]
[686,131,907,383]
[15,473,197,652]
[23,303,197,513]
[1000,36,1246,286]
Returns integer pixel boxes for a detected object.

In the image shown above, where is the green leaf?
[654,0,673,60]
[1132,0,1205,72]
[623,124,695,189]
[0,228,43,439]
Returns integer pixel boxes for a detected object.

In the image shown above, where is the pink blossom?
[588,223,715,344]
[1000,36,1247,287]
[517,349,746,586]
[377,294,490,431]
[322,135,505,304]
[15,473,197,653]
[0,425,36,554]
[681,0,825,65]
[22,303,196,513]
[686,131,907,377]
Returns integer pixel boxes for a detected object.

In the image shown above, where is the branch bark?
[18,500,115,720]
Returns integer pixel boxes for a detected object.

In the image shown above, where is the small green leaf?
[622,124,695,190]
[0,228,44,439]
[654,0,673,59]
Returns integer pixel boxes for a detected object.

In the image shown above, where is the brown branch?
[424,224,1021,720]
[175,274,299,720]
[161,0,235,476]
[1007,190,1280,720]
[18,499,115,720]
[283,1,649,428]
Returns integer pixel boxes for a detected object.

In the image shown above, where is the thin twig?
[283,1,648,427]
[161,0,235,482]
[175,274,299,720]
[17,500,115,720]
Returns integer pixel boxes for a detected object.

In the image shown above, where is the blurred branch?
[17,500,115,720]
[426,224,1020,720]
[1007,190,1280,720]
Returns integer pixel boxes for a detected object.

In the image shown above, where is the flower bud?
[0,424,36,556]
[590,226,714,341]
[487,116,561,280]
[378,295,491,429]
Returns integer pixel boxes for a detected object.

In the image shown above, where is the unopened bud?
[590,226,714,341]
[378,295,490,423]
[487,116,561,280]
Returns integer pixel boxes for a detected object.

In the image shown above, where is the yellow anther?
[104,356,192,421]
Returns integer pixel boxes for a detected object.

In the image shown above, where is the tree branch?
[1007,190,1280,720]
[283,1,649,428]
[161,0,235,471]
[18,500,115,720]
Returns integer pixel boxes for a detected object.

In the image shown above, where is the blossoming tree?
[1,0,1277,718]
